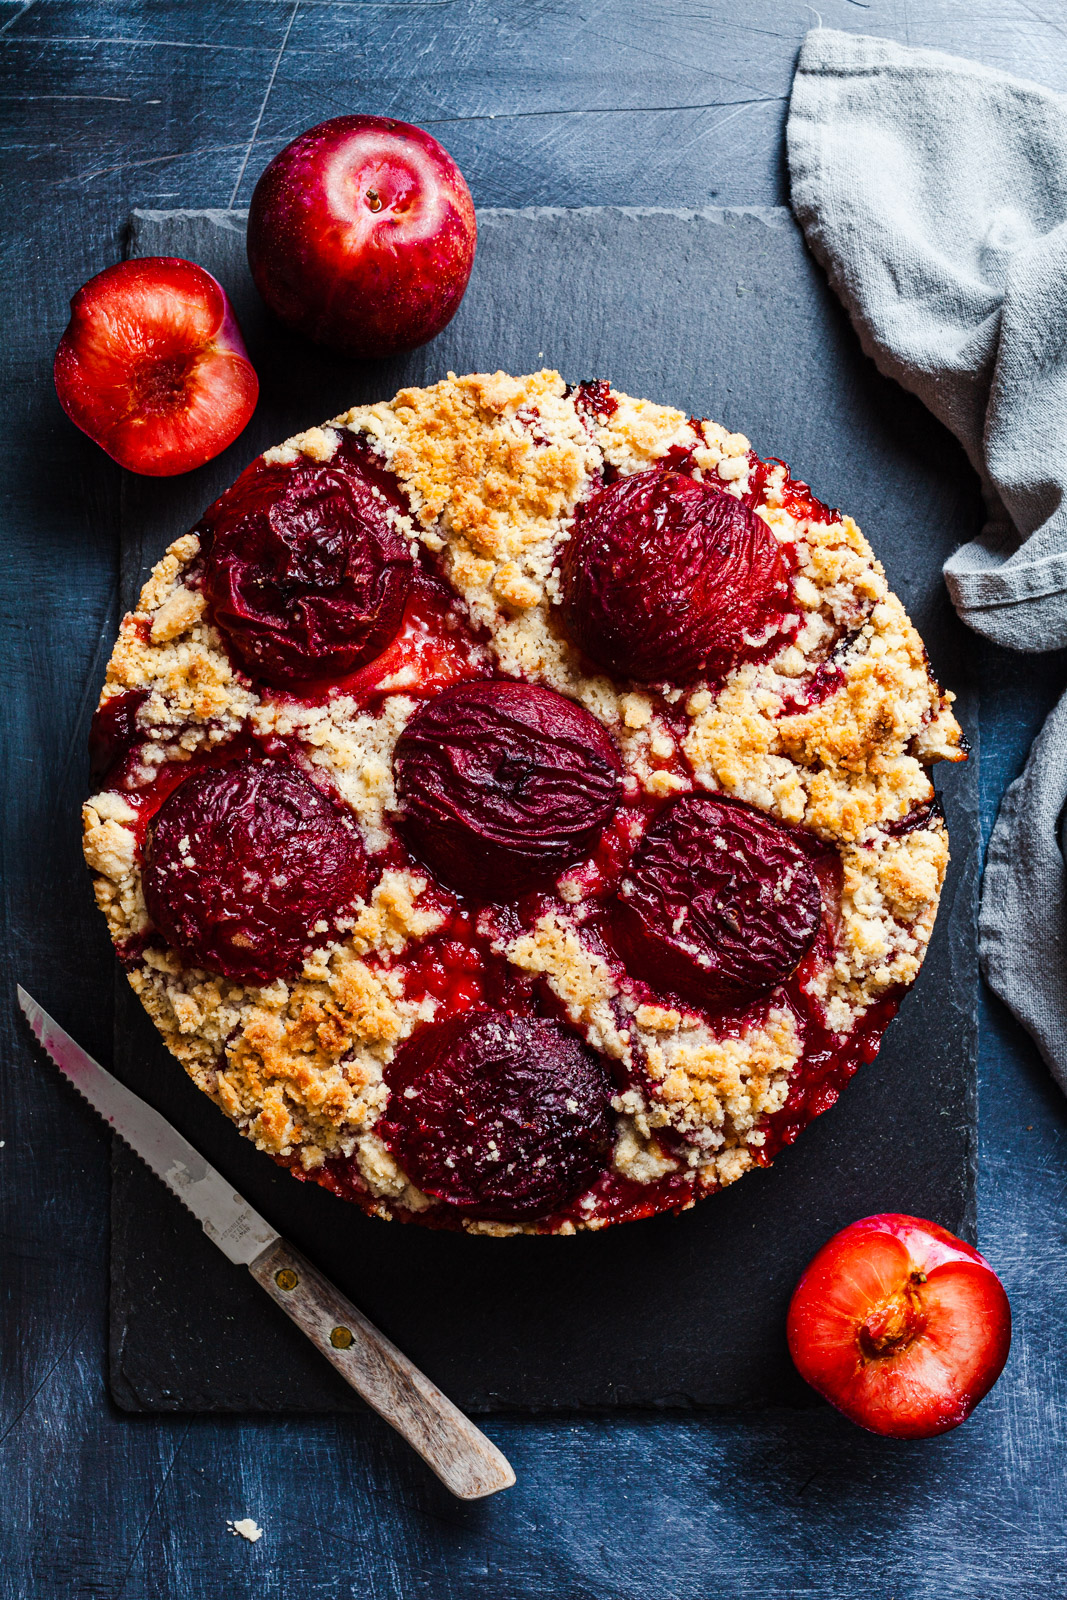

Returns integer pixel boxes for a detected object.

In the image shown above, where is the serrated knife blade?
[16,984,515,1499]
[18,984,277,1263]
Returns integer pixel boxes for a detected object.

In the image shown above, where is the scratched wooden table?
[4,4,1067,1597]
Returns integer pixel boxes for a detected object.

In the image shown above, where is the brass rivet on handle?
[330,1326,354,1350]
[275,1267,299,1291]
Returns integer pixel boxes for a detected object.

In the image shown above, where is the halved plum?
[788,1214,1012,1438]
[615,796,821,1007]
[142,758,369,984]
[393,680,622,899]
[200,442,414,685]
[378,1011,614,1221]
[54,257,258,476]
[557,468,791,684]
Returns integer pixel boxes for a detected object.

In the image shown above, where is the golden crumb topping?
[84,370,964,1231]
[339,370,599,635]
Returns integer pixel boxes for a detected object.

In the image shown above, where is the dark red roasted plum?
[201,444,414,685]
[142,758,369,984]
[378,1011,614,1220]
[615,796,821,1007]
[558,468,791,684]
[393,680,622,899]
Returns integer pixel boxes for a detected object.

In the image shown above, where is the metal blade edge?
[17,986,278,1266]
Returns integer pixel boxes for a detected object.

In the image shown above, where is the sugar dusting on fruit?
[142,758,369,984]
[614,796,824,1008]
[376,1011,616,1221]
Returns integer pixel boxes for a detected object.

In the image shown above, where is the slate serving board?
[110,205,980,1414]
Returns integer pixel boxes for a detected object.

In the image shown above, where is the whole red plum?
[247,115,477,359]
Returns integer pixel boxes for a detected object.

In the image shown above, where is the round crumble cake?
[83,370,966,1236]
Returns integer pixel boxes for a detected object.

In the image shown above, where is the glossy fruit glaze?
[93,428,923,1231]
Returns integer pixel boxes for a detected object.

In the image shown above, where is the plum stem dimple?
[858,1281,927,1361]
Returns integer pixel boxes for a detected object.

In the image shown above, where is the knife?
[17,985,515,1501]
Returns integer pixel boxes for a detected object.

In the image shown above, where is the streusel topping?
[84,370,963,1233]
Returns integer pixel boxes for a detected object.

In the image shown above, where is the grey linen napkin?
[787,29,1067,1088]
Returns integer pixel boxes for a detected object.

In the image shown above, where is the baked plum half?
[393,680,622,899]
[378,1011,615,1220]
[615,796,821,1008]
[142,758,369,984]
[557,468,791,684]
[201,440,414,685]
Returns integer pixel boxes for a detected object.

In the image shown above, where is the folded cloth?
[788,28,1067,651]
[786,29,1067,1088]
[980,695,1067,1092]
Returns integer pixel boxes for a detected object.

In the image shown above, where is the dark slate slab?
[110,204,980,1414]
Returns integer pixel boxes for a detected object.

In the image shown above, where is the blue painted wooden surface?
[3,3,1067,1595]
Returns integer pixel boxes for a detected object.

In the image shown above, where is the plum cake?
[83,370,965,1235]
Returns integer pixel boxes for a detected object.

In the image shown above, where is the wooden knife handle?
[248,1236,515,1500]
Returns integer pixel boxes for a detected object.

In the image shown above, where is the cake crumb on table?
[227,1518,263,1543]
